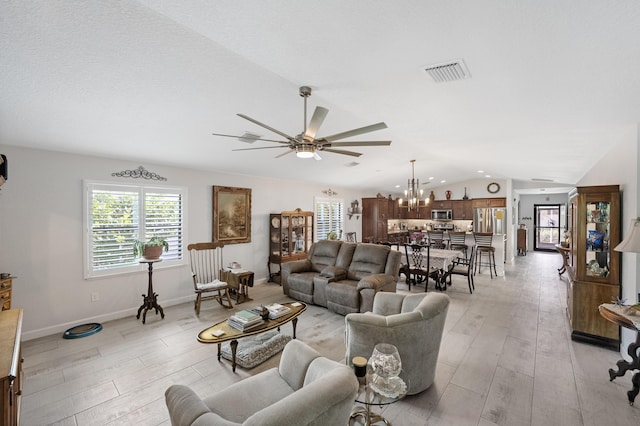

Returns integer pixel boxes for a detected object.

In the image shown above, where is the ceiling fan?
[212,86,391,160]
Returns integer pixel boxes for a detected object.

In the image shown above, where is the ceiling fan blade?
[232,146,290,151]
[321,148,363,157]
[212,132,289,144]
[237,114,296,141]
[275,149,295,158]
[304,106,329,140]
[322,122,387,142]
[323,140,392,147]
[313,151,322,161]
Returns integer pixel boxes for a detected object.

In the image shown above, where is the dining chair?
[403,244,440,291]
[473,232,497,278]
[448,231,468,258]
[446,245,476,293]
[427,231,447,249]
[187,242,233,314]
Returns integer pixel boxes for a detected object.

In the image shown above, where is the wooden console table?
[555,244,571,276]
[598,303,640,405]
[137,258,165,324]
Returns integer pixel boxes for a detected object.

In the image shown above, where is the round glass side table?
[350,369,409,426]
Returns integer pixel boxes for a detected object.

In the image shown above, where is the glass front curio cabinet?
[567,185,621,347]
[268,208,314,283]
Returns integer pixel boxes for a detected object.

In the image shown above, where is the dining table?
[402,244,465,291]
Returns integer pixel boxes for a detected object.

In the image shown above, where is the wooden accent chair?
[446,245,477,294]
[187,242,233,314]
[403,244,440,291]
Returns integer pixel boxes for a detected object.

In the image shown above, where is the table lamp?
[614,218,640,303]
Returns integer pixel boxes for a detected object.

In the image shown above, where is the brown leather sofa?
[281,241,402,315]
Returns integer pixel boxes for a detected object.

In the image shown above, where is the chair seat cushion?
[204,368,295,423]
[196,279,227,290]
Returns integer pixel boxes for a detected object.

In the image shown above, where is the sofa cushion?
[347,244,389,280]
[308,240,343,272]
[326,280,360,315]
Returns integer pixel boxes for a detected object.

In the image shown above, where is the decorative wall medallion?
[487,182,500,194]
[111,166,167,181]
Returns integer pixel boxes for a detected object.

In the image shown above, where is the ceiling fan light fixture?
[296,145,315,158]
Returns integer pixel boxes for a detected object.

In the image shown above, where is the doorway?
[534,204,564,251]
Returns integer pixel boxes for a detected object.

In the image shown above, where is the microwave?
[431,209,452,221]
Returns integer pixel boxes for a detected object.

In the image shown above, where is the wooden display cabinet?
[567,185,621,347]
[268,209,313,283]
[0,277,13,311]
[0,309,23,426]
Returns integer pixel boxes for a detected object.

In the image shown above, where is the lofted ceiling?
[1,0,639,196]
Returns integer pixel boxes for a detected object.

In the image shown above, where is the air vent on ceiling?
[423,59,471,83]
[238,132,261,143]
[345,161,360,167]
[531,178,555,182]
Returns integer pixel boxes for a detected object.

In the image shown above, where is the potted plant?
[326,231,338,240]
[133,236,169,259]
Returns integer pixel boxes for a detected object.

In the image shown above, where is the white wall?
[576,125,639,358]
[0,145,365,339]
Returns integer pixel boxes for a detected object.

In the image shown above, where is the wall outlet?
[91,292,100,302]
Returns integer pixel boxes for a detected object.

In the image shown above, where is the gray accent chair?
[282,241,402,315]
[164,340,359,426]
[344,292,450,395]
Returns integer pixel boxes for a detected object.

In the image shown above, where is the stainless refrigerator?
[474,208,506,234]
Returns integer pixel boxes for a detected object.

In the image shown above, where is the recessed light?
[477,170,484,173]
[394,184,400,188]
[428,176,434,180]
[485,174,491,178]
[440,180,446,183]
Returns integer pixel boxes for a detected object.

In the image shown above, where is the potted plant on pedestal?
[133,236,169,260]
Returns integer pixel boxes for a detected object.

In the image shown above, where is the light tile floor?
[20,251,640,425]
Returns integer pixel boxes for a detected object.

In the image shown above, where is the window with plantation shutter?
[314,197,344,241]
[84,181,186,278]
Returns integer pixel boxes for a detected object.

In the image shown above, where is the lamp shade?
[614,219,640,253]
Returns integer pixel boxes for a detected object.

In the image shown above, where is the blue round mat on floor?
[63,323,103,339]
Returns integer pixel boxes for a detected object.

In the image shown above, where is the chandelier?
[398,160,428,212]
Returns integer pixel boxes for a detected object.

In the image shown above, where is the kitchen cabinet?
[472,198,506,208]
[567,185,620,347]
[451,200,473,220]
[431,200,452,210]
[362,197,394,242]
[268,209,314,283]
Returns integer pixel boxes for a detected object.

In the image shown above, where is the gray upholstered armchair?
[344,292,450,395]
[165,339,359,426]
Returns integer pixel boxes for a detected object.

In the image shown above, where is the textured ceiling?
[1,0,639,195]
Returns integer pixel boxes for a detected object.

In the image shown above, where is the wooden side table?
[220,269,254,305]
[555,244,571,276]
[137,258,165,324]
[598,303,640,405]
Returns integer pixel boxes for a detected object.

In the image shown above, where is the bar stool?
[448,231,468,259]
[473,232,497,278]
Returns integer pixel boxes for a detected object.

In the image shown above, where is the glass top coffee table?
[197,301,307,372]
[351,370,409,425]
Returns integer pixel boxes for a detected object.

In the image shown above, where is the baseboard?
[22,295,193,341]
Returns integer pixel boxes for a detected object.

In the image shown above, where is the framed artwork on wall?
[213,186,252,244]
